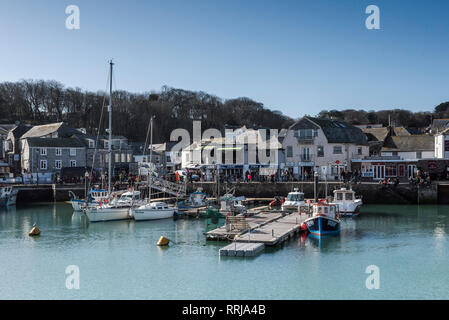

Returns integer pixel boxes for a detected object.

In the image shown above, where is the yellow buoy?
[29,225,40,236]
[157,236,170,246]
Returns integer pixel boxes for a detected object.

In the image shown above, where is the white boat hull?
[281,201,305,211]
[85,207,131,222]
[132,208,175,221]
[335,200,363,217]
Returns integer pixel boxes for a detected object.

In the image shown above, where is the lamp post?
[35,149,39,186]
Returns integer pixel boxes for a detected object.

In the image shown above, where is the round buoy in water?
[29,225,40,236]
[157,236,170,246]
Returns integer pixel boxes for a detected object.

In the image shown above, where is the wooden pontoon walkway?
[233,213,308,245]
[205,211,283,241]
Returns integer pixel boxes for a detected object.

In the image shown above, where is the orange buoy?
[157,236,170,246]
[29,224,40,236]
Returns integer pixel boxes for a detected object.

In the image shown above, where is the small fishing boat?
[281,188,305,211]
[131,201,175,221]
[70,189,108,211]
[331,188,362,217]
[219,194,247,216]
[0,186,18,206]
[302,201,340,237]
[177,188,207,211]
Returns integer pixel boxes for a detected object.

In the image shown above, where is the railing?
[148,176,186,197]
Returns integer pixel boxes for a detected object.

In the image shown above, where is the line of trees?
[0,80,293,142]
[1,79,448,141]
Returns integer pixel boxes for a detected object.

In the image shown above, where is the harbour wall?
[190,182,440,205]
[12,181,447,205]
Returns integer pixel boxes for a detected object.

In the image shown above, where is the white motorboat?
[0,186,18,206]
[331,188,363,217]
[131,201,175,221]
[281,188,305,211]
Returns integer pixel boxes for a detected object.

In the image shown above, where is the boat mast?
[148,115,154,201]
[108,60,113,196]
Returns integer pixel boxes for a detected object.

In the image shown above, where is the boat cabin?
[312,202,339,219]
[333,188,356,202]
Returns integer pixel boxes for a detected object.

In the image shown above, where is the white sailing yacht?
[85,61,132,222]
[130,116,175,221]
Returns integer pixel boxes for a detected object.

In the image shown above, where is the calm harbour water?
[0,203,448,299]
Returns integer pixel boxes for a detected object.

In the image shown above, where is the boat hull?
[132,208,175,221]
[305,216,340,237]
[85,207,131,222]
[336,200,362,217]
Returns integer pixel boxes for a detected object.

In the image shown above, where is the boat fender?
[300,223,307,232]
[157,236,170,246]
[29,224,40,236]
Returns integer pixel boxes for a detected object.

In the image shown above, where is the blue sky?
[1,0,449,118]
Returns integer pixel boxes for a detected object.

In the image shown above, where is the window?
[104,141,109,149]
[317,146,324,157]
[336,193,343,200]
[70,148,76,156]
[416,151,422,159]
[385,164,397,177]
[70,160,76,167]
[40,148,47,156]
[287,146,293,157]
[358,147,362,155]
[40,160,47,170]
[333,146,342,154]
[56,148,62,156]
[55,160,62,169]
[294,129,317,139]
[88,140,95,148]
[345,193,353,200]
[392,151,398,156]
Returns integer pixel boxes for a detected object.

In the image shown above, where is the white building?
[435,128,449,159]
[282,117,369,180]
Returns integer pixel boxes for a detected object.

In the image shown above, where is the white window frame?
[56,148,62,156]
[40,148,47,156]
[40,160,47,170]
[70,160,77,167]
[89,140,95,148]
[55,160,62,169]
[70,148,76,156]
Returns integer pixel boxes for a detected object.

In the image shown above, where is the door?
[408,165,416,178]
[373,165,385,180]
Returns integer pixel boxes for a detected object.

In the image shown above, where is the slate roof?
[381,135,434,152]
[25,138,86,148]
[10,124,32,139]
[362,127,390,142]
[21,122,81,139]
[305,117,368,145]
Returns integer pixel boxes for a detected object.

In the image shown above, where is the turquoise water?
[0,203,448,299]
